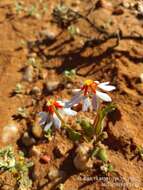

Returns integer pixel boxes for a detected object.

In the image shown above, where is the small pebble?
[48,167,60,180]
[66,83,72,89]
[32,124,43,138]
[23,65,34,82]
[40,155,51,163]
[1,122,20,144]
[113,7,124,15]
[122,2,130,9]
[45,81,60,92]
[140,73,143,83]
[137,2,143,16]
[48,167,66,180]
[39,69,47,79]
[96,0,112,9]
[31,87,41,96]
[39,30,57,40]
[30,146,41,157]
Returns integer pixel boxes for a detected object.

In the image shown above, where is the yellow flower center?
[84,79,94,86]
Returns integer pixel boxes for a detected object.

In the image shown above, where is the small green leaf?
[91,147,100,157]
[95,103,116,136]
[67,128,81,141]
[80,119,94,137]
[0,146,16,170]
[108,164,113,172]
[97,148,108,162]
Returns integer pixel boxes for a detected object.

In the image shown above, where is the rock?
[30,146,41,157]
[122,2,130,9]
[30,87,41,96]
[28,53,37,58]
[1,122,20,144]
[23,65,34,82]
[48,167,60,180]
[45,81,60,92]
[39,30,57,40]
[32,124,43,138]
[140,73,143,83]
[22,132,36,147]
[96,0,112,9]
[113,7,124,15]
[73,143,93,171]
[45,70,60,92]
[48,167,66,181]
[40,155,51,163]
[66,83,72,89]
[136,2,143,15]
[39,69,47,79]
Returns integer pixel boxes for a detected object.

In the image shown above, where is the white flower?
[66,80,116,111]
[39,99,77,131]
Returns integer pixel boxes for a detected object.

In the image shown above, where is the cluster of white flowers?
[39,79,115,130]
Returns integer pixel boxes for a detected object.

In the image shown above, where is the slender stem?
[53,106,64,124]
[53,106,67,127]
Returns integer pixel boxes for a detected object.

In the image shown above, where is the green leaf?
[95,103,116,136]
[0,146,16,170]
[80,119,94,137]
[97,148,108,162]
[91,147,100,157]
[108,164,113,172]
[67,127,81,141]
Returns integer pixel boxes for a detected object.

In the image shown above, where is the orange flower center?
[81,80,98,96]
[44,100,63,113]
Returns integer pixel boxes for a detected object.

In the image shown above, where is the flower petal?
[62,108,77,116]
[82,97,91,111]
[39,112,49,125]
[92,95,97,110]
[72,89,81,94]
[53,113,61,128]
[92,95,101,111]
[94,80,100,84]
[96,90,112,102]
[44,120,53,131]
[56,100,65,107]
[65,92,82,108]
[98,82,115,91]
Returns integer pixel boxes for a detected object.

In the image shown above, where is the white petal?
[82,97,91,111]
[53,113,61,128]
[39,112,49,125]
[94,80,100,84]
[62,108,77,116]
[44,121,53,131]
[92,95,101,110]
[96,90,112,102]
[92,95,97,110]
[98,82,115,91]
[65,93,82,108]
[72,89,81,94]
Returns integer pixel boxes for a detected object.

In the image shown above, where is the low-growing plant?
[52,4,79,28]
[0,147,33,190]
[38,79,116,171]
[67,25,80,39]
[15,151,33,190]
[14,83,24,95]
[0,146,16,171]
[17,107,28,118]
[63,69,76,82]
[135,145,143,160]
[15,1,24,14]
